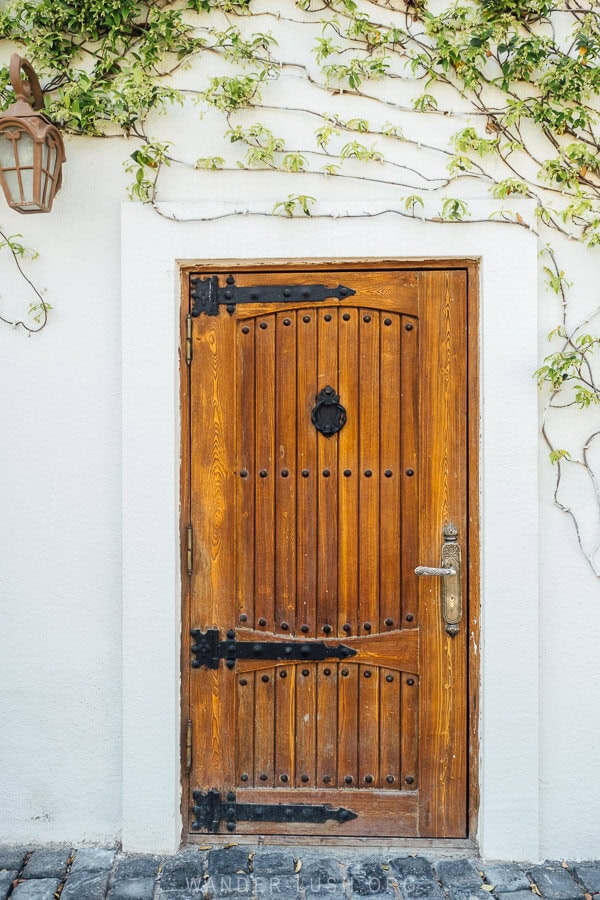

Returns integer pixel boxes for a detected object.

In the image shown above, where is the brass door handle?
[414,524,462,637]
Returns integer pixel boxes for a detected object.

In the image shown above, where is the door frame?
[179,257,481,847]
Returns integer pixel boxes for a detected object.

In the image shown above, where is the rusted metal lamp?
[0,54,65,213]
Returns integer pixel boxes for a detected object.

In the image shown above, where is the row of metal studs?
[240,469,415,477]
[239,615,415,627]
[239,673,416,683]
[241,317,415,331]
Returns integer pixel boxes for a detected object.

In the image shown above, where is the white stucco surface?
[0,132,599,860]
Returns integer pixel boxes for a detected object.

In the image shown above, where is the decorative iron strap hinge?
[192,789,358,833]
[190,275,356,317]
[190,628,357,670]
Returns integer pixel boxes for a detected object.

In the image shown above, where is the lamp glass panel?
[21,166,34,200]
[0,128,22,167]
[3,168,20,203]
[14,130,35,167]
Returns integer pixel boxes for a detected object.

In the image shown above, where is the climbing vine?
[0,0,598,572]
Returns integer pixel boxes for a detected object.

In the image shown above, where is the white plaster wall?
[0,45,598,858]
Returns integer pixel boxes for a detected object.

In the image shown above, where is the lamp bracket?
[10,55,44,111]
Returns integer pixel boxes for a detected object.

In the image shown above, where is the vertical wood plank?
[379,667,401,790]
[254,314,276,632]
[237,672,255,786]
[275,312,297,633]
[337,663,358,788]
[418,270,468,837]
[400,673,419,791]
[338,308,359,637]
[358,664,380,787]
[316,662,338,788]
[296,311,318,637]
[254,668,275,787]
[400,314,419,628]
[317,308,339,634]
[379,312,402,632]
[237,319,255,626]
[295,664,317,787]
[358,309,380,634]
[190,309,237,790]
[274,665,295,786]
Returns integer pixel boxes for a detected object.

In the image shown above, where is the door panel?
[185,266,469,837]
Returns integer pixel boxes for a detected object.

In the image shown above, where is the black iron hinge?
[192,789,358,833]
[190,628,357,670]
[190,275,356,317]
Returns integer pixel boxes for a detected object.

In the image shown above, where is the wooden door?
[182,264,470,838]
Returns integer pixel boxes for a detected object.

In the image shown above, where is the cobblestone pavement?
[1,846,600,900]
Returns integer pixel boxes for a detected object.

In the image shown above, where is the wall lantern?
[0,54,65,214]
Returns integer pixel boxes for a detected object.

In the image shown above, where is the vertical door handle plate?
[440,525,461,637]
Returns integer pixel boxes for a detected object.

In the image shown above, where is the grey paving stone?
[528,865,585,899]
[71,847,116,873]
[114,854,162,880]
[160,851,205,890]
[252,849,297,875]
[22,848,72,879]
[207,846,253,876]
[481,863,530,893]
[300,857,344,895]
[390,856,445,900]
[11,878,61,900]
[0,870,17,900]
[108,877,156,899]
[204,872,252,896]
[61,870,110,899]
[348,860,393,896]
[0,847,27,871]
[254,873,299,897]
[571,862,600,893]
[495,893,537,900]
[435,859,483,890]
[445,891,487,900]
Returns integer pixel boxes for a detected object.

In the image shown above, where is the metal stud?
[241,773,249,782]
[301,774,309,783]
[324,313,332,322]
[405,776,415,785]
[262,675,269,683]
[343,623,351,633]
[301,469,309,477]
[344,776,353,784]
[363,622,372,631]
[259,470,268,478]
[302,669,309,676]
[260,773,268,781]
[323,775,331,784]
[242,326,250,334]
[240,469,248,478]
[279,670,287,678]
[227,629,236,639]
[384,469,393,477]
[384,318,392,326]
[226,822,236,832]
[364,469,372,477]
[281,469,289,477]
[280,774,289,782]
[283,318,291,326]
[405,323,414,331]
[240,614,248,622]
[386,775,395,784]
[323,469,331,478]
[343,313,351,321]
[343,469,352,477]
[260,322,268,330]
[226,276,235,285]
[406,469,414,477]
[364,670,372,678]
[323,668,331,676]
[300,625,309,633]
[365,775,374,784]
[385,617,394,626]
[323,624,332,634]
[341,669,349,677]
[224,290,233,300]
[386,675,394,683]
[303,315,311,323]
[363,315,371,323]
[258,618,267,626]
[239,679,248,686]
[407,678,415,686]
[405,613,414,622]
[280,622,289,630]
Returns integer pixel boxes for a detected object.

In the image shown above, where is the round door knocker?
[311,385,347,437]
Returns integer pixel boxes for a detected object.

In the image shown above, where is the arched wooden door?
[182,264,471,838]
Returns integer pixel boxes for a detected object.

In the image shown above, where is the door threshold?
[186,834,477,854]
